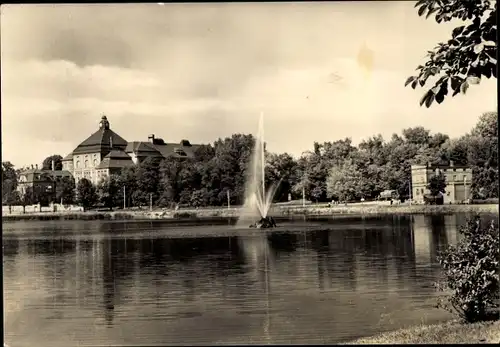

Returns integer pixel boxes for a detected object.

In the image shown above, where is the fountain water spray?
[237,113,281,228]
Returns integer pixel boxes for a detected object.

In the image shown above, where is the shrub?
[173,211,197,219]
[436,215,499,323]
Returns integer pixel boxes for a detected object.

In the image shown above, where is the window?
[462,175,467,182]
[416,189,420,195]
[420,188,424,194]
[84,160,89,168]
[76,161,80,168]
[93,159,97,166]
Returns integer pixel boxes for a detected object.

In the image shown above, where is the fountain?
[237,113,281,229]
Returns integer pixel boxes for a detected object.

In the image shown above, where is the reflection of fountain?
[237,113,281,229]
[238,235,273,341]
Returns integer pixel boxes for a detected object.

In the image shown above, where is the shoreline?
[345,319,500,344]
[2,203,498,222]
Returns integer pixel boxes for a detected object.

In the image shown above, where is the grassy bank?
[347,320,500,344]
[2,203,498,222]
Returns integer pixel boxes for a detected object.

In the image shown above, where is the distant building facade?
[17,161,73,206]
[60,115,202,185]
[411,161,472,204]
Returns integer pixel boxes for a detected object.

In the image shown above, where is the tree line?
[2,112,497,210]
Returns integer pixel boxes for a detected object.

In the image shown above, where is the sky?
[1,2,497,168]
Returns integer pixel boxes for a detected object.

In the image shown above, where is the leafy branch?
[405,0,497,107]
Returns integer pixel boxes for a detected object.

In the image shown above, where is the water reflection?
[3,213,496,346]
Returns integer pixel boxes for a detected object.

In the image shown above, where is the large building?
[411,161,472,204]
[17,115,203,205]
[61,115,202,185]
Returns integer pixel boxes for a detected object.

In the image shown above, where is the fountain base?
[249,216,277,229]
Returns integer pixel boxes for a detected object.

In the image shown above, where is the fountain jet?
[237,113,281,229]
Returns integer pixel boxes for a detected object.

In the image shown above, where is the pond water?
[3,213,493,346]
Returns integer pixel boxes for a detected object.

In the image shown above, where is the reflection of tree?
[102,237,116,325]
[428,215,448,263]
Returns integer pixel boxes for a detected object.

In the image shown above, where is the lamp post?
[408,180,412,206]
[464,175,468,203]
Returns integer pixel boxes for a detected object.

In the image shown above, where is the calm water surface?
[3,213,490,346]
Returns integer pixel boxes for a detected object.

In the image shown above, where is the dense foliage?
[2,161,18,206]
[406,0,497,107]
[1,112,497,209]
[76,178,97,211]
[42,155,63,170]
[436,216,499,323]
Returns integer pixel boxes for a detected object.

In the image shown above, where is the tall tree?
[97,175,121,210]
[427,172,447,196]
[326,159,364,202]
[405,0,497,107]
[76,178,97,211]
[135,157,162,207]
[42,155,63,170]
[56,176,76,204]
[2,161,18,208]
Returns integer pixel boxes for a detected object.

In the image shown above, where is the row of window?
[414,174,470,183]
[75,159,99,169]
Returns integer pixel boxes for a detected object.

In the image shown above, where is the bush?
[173,211,197,219]
[436,215,499,323]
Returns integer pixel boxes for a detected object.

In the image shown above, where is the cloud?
[1,3,497,167]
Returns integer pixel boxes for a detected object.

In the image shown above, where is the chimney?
[31,164,34,170]
[148,134,155,143]
[51,159,55,171]
[450,160,454,167]
[35,164,38,170]
[109,136,113,149]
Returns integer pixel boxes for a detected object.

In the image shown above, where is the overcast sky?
[1,2,496,167]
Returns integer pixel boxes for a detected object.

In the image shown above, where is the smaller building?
[17,161,73,206]
[411,161,472,204]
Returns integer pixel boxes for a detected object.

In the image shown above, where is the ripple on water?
[3,215,468,345]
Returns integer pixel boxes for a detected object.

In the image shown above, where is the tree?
[42,155,63,170]
[18,186,34,213]
[2,161,18,208]
[470,111,498,138]
[56,176,76,204]
[427,171,447,196]
[405,0,497,107]
[436,216,499,322]
[76,178,97,211]
[265,153,299,202]
[135,157,162,207]
[326,159,364,202]
[117,166,138,208]
[97,175,121,210]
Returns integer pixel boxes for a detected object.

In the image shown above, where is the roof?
[97,158,135,169]
[72,116,128,155]
[125,141,161,154]
[18,169,72,183]
[62,153,73,161]
[96,150,134,169]
[125,141,202,159]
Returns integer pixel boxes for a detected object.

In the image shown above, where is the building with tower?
[17,115,203,205]
[61,115,202,185]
